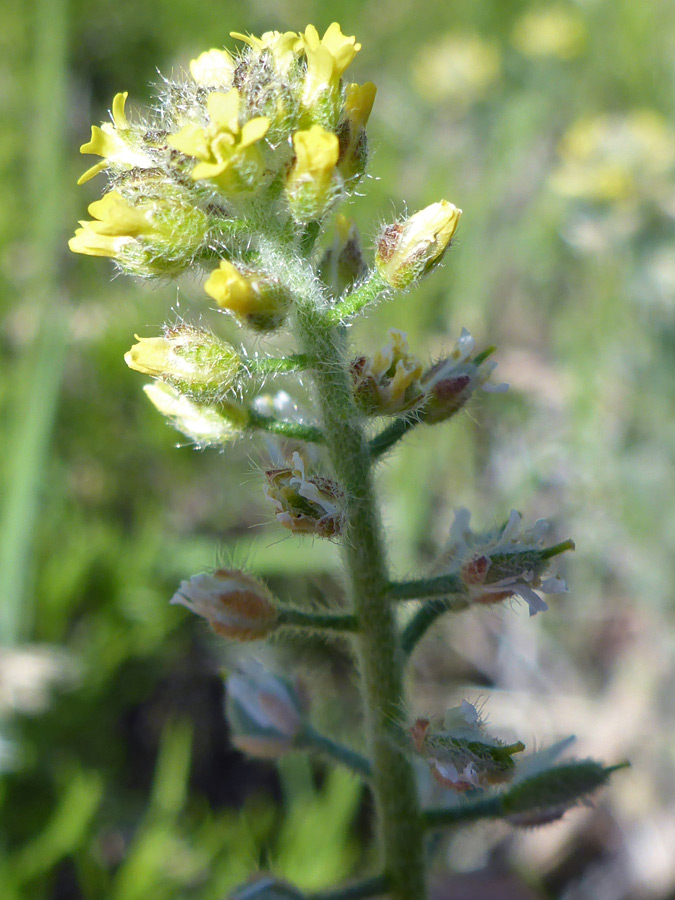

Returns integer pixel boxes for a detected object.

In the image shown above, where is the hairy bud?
[286,125,341,223]
[226,661,308,758]
[350,329,423,415]
[204,261,293,332]
[375,201,462,289]
[318,214,368,293]
[125,325,240,400]
[337,82,376,181]
[143,382,247,448]
[171,569,278,641]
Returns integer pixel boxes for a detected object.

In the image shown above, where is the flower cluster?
[265,451,343,537]
[440,508,573,615]
[70,24,375,279]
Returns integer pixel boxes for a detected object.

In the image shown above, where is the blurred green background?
[1,0,674,897]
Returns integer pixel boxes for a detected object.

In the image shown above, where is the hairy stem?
[294,293,427,900]
[399,596,470,659]
[246,409,325,444]
[277,608,358,632]
[245,353,312,377]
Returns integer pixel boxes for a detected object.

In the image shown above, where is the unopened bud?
[300,24,361,124]
[143,381,247,448]
[171,569,278,641]
[125,325,240,400]
[285,126,341,223]
[265,451,342,537]
[375,201,462,289]
[205,261,293,332]
[68,184,212,277]
[226,661,308,759]
[337,82,376,181]
[319,214,368,293]
[350,329,423,415]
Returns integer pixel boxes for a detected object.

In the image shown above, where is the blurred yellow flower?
[189,48,235,87]
[413,33,500,104]
[551,111,675,202]
[512,6,586,60]
[78,92,153,184]
[168,88,269,191]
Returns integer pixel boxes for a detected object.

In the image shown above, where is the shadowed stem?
[300,726,373,779]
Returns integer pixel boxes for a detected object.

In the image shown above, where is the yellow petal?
[240,116,270,147]
[111,92,129,130]
[207,89,240,133]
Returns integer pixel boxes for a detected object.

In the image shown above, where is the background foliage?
[1,0,674,897]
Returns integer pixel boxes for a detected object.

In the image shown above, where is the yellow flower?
[189,48,235,86]
[78,92,153,185]
[68,190,154,258]
[168,88,269,192]
[230,30,303,76]
[413,34,501,104]
[376,201,462,289]
[286,125,340,222]
[512,6,587,61]
[125,326,241,398]
[204,260,292,332]
[338,82,376,179]
[300,23,361,112]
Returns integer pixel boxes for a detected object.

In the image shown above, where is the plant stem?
[369,417,420,459]
[324,271,388,324]
[246,409,325,444]
[421,796,503,829]
[277,608,359,632]
[388,573,465,600]
[399,597,470,659]
[294,294,428,900]
[301,726,373,779]
[245,353,312,377]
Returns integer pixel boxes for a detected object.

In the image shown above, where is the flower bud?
[226,661,308,758]
[318,214,368,293]
[143,381,247,448]
[68,184,213,277]
[265,451,342,537]
[170,569,278,641]
[375,201,462,289]
[412,701,524,792]
[285,125,341,223]
[337,82,376,181]
[125,325,241,400]
[205,261,293,332]
[420,328,508,424]
[350,329,423,416]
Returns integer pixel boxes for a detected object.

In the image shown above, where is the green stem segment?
[399,596,469,659]
[277,608,358,632]
[294,294,428,900]
[300,726,373,780]
[388,573,465,601]
[422,796,503,829]
[369,417,420,459]
[245,353,312,377]
[325,271,389,323]
[246,409,325,444]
